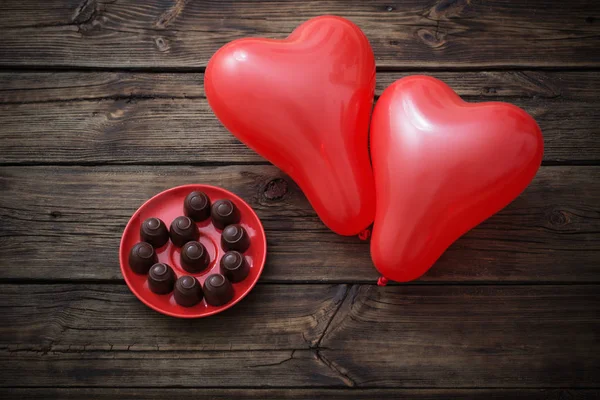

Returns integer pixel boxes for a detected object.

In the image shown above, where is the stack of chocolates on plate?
[128,191,252,308]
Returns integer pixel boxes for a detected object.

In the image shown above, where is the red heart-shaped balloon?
[205,16,376,236]
[370,76,544,282]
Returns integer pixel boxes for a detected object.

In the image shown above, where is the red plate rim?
[119,184,267,318]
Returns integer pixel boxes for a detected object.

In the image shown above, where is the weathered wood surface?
[0,285,597,387]
[1,71,599,164]
[0,284,344,350]
[319,285,600,388]
[1,0,599,394]
[1,70,598,103]
[0,350,346,387]
[0,0,598,68]
[0,165,598,282]
[2,388,599,400]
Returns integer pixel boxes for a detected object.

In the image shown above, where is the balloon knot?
[358,228,371,241]
[377,276,389,286]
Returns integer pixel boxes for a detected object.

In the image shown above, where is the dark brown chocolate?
[184,191,211,222]
[221,224,250,252]
[128,242,158,274]
[148,263,176,294]
[140,217,169,248]
[203,274,234,306]
[174,275,204,307]
[220,251,249,283]
[211,199,240,230]
[180,241,210,273]
[169,216,199,247]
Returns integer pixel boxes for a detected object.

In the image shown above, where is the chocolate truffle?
[174,275,204,307]
[220,251,249,283]
[128,242,158,274]
[221,224,250,252]
[180,241,210,273]
[211,199,240,230]
[148,263,176,294]
[140,217,169,248]
[203,274,234,306]
[169,216,199,247]
[184,191,211,222]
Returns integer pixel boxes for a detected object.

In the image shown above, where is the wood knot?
[385,5,395,12]
[155,0,190,29]
[263,178,288,201]
[49,211,62,218]
[72,0,97,25]
[417,28,446,48]
[389,39,400,46]
[548,209,570,227]
[586,16,595,24]
[482,87,497,95]
[107,107,125,120]
[429,0,471,19]
[155,37,170,52]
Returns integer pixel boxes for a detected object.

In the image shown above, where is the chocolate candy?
[140,217,169,248]
[220,251,249,283]
[184,191,211,222]
[180,241,210,273]
[148,263,176,294]
[221,224,250,252]
[211,199,240,230]
[174,275,204,307]
[128,242,158,274]
[203,274,234,306]
[169,216,199,247]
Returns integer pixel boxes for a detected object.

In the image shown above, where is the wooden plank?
[0,350,345,387]
[0,0,598,68]
[1,285,597,387]
[320,285,600,388]
[375,71,600,101]
[0,284,346,351]
[1,388,598,399]
[0,165,598,282]
[1,71,598,104]
[1,71,599,164]
[0,71,206,103]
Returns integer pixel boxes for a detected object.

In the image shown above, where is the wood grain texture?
[0,285,597,387]
[0,0,598,68]
[1,70,598,103]
[0,71,206,103]
[0,165,598,282]
[1,71,599,163]
[1,388,599,400]
[0,350,345,387]
[319,285,600,388]
[0,284,346,351]
[0,0,598,394]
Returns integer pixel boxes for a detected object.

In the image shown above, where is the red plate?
[119,184,266,318]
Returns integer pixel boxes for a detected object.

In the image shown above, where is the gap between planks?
[1,66,600,73]
[1,279,600,286]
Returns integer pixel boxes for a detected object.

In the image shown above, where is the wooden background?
[0,0,599,398]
